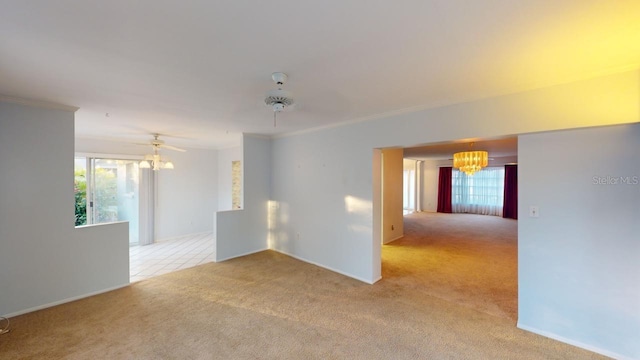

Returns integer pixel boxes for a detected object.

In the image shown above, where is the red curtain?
[503,164,518,219]
[437,167,452,213]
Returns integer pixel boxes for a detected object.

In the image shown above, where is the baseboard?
[271,249,379,284]
[2,283,130,319]
[214,247,269,262]
[154,231,213,243]
[517,322,634,360]
[383,235,404,244]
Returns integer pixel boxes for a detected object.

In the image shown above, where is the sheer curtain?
[138,168,155,245]
[452,167,504,216]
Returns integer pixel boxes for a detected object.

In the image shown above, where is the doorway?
[374,138,519,320]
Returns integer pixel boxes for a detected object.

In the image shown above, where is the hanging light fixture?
[139,148,174,171]
[453,143,488,176]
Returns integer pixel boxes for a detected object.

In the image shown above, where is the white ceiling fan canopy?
[265,72,295,113]
[145,134,187,152]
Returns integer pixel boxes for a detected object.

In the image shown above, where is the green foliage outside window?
[74,169,87,226]
[93,166,119,223]
[74,165,119,226]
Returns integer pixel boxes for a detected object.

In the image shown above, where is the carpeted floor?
[0,213,607,359]
[385,212,518,321]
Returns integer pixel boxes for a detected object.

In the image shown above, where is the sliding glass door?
[75,157,144,245]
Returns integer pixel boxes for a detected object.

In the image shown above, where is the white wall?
[75,138,218,240]
[217,146,242,211]
[270,128,378,282]
[215,135,270,261]
[518,124,639,360]
[402,158,415,171]
[270,69,639,285]
[0,100,129,317]
[75,138,150,156]
[421,160,440,212]
[268,69,639,357]
[155,148,217,239]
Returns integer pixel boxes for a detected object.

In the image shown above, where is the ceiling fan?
[137,134,186,170]
[142,133,187,152]
[265,72,295,127]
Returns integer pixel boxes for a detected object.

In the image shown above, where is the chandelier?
[139,149,174,171]
[453,144,488,176]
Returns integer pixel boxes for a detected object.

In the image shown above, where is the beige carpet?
[385,212,518,321]
[0,215,607,359]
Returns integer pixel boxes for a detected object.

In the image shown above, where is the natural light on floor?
[129,232,215,282]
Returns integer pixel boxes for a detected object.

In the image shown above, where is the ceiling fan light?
[272,102,285,112]
[139,134,181,170]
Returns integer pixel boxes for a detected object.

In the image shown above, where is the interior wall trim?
[1,284,129,319]
[0,95,79,112]
[516,322,632,360]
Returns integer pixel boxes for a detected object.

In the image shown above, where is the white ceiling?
[404,137,517,161]
[1,1,639,149]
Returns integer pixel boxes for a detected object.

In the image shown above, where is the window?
[452,167,504,216]
[403,169,415,213]
[74,156,143,245]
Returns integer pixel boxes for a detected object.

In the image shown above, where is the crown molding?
[243,133,271,139]
[0,95,79,112]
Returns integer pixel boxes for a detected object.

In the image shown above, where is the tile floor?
[129,232,215,283]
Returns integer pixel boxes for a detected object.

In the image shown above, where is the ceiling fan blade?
[160,144,187,152]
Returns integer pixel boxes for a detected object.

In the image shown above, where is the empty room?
[1,1,639,359]
[381,138,519,321]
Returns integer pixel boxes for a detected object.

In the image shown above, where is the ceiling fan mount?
[265,72,295,126]
[271,72,287,86]
[143,133,186,152]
